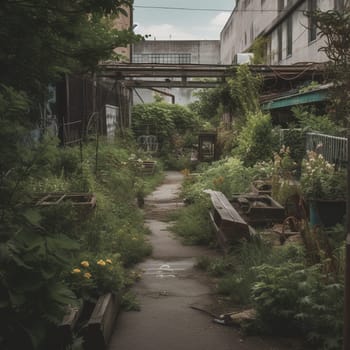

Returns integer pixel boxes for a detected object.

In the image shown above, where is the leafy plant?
[251,261,344,349]
[227,64,263,123]
[181,157,254,202]
[170,198,214,245]
[300,151,346,200]
[291,106,341,135]
[0,209,80,350]
[233,111,275,166]
[0,0,143,107]
[67,254,126,302]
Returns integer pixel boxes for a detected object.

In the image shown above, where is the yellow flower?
[80,261,89,268]
[132,236,138,241]
[97,259,106,266]
[84,272,92,279]
[106,259,112,264]
[72,268,81,274]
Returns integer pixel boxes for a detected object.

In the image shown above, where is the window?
[133,53,191,64]
[308,0,317,42]
[335,0,344,10]
[277,25,283,61]
[278,0,284,11]
[287,15,293,56]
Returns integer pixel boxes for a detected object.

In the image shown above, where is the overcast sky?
[133,0,236,40]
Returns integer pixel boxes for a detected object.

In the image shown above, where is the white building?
[132,40,220,105]
[220,0,347,65]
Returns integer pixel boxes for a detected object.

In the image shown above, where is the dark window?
[335,0,344,10]
[133,53,191,64]
[308,0,317,42]
[287,15,293,56]
[278,0,284,11]
[277,25,283,61]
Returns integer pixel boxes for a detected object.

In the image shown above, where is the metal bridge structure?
[97,62,326,90]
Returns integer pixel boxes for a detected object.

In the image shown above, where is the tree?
[189,86,232,127]
[132,102,201,151]
[312,6,350,125]
[312,6,350,349]
[0,0,142,108]
[0,2,143,348]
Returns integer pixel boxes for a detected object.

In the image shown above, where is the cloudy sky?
[133,0,236,40]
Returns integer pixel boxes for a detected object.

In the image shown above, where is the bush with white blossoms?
[300,151,346,200]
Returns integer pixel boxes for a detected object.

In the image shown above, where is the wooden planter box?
[85,293,121,350]
[250,179,272,196]
[57,306,82,349]
[57,293,120,350]
[36,193,96,208]
[231,194,285,226]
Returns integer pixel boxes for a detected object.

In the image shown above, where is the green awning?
[261,89,329,111]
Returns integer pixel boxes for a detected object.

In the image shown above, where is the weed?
[121,291,141,311]
[170,199,214,245]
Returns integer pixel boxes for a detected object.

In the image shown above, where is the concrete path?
[108,171,304,350]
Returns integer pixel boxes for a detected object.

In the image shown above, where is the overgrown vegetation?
[132,101,202,169]
[0,1,154,348]
[0,120,158,349]
[169,20,348,347]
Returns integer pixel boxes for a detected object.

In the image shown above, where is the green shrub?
[170,199,214,245]
[196,256,235,277]
[216,241,305,306]
[233,111,274,166]
[67,253,126,302]
[292,106,341,136]
[181,157,254,202]
[251,261,343,349]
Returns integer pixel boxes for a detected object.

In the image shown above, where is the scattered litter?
[190,305,256,328]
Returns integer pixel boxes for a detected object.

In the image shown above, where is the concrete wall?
[133,40,220,64]
[220,0,279,64]
[132,40,220,105]
[270,0,334,64]
[220,0,337,65]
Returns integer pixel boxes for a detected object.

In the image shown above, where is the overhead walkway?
[98,62,326,89]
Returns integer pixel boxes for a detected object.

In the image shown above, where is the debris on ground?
[190,305,256,328]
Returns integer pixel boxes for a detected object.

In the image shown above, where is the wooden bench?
[205,190,251,251]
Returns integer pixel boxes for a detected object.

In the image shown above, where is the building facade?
[113,5,133,62]
[132,40,220,105]
[220,0,347,65]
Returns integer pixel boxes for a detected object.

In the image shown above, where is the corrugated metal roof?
[261,84,330,110]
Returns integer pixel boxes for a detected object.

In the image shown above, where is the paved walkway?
[108,171,303,350]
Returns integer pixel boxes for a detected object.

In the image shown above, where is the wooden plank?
[85,293,121,350]
[205,190,251,246]
[208,190,248,225]
[57,306,81,349]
